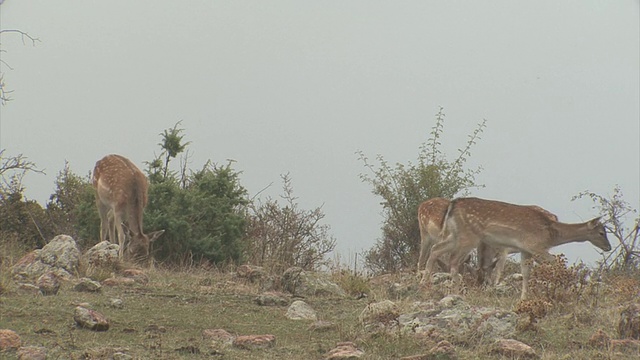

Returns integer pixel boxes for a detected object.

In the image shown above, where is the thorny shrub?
[528,254,591,304]
[514,298,552,331]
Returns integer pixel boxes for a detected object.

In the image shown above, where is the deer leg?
[492,248,508,285]
[96,202,111,242]
[417,231,432,277]
[423,237,455,282]
[520,252,533,300]
[113,211,126,259]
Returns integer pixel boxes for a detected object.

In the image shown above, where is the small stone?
[255,292,289,306]
[36,272,60,295]
[109,298,124,309]
[232,335,276,350]
[588,329,610,348]
[286,300,317,321]
[102,277,136,286]
[74,278,102,292]
[237,265,266,282]
[112,352,133,360]
[427,340,457,360]
[202,328,235,348]
[74,306,109,331]
[122,269,149,284]
[610,339,640,353]
[0,329,22,351]
[325,341,364,359]
[491,339,537,359]
[17,346,47,360]
[308,321,337,332]
[618,303,640,340]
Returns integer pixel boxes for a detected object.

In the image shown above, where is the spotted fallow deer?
[416,197,450,276]
[424,197,611,300]
[92,154,164,262]
[416,198,559,285]
[477,205,558,286]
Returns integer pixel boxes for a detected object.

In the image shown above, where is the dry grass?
[1,244,639,359]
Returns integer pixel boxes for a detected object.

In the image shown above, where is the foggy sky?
[1,1,638,266]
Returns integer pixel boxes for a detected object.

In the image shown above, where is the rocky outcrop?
[281,267,346,297]
[398,295,517,342]
[11,235,80,281]
[286,300,317,321]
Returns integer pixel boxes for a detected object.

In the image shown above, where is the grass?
[1,248,640,359]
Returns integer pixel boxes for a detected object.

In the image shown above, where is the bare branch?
[0,150,44,177]
[0,29,41,45]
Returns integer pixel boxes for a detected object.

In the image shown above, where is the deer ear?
[148,230,165,243]
[587,217,602,229]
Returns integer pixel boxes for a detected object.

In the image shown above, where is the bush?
[143,124,248,265]
[573,185,640,273]
[358,108,486,274]
[46,163,100,248]
[0,176,53,249]
[244,174,336,272]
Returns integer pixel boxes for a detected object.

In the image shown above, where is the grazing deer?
[416,198,559,285]
[477,205,558,286]
[92,154,164,262]
[425,197,611,299]
[416,197,450,276]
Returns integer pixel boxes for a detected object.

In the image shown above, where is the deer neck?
[550,222,590,246]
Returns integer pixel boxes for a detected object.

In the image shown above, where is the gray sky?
[1,1,638,266]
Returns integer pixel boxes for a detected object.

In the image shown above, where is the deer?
[92,154,164,263]
[424,197,611,300]
[476,205,558,286]
[416,198,559,285]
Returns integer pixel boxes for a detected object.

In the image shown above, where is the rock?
[36,235,80,274]
[202,329,235,349]
[618,303,640,339]
[286,300,317,321]
[610,339,640,353]
[144,324,166,334]
[255,292,289,306]
[491,339,537,359]
[359,300,399,331]
[113,352,133,360]
[281,267,347,297]
[11,235,80,280]
[102,277,136,287]
[84,241,120,269]
[0,329,21,351]
[109,298,124,309]
[588,329,611,348]
[430,340,457,359]
[74,278,102,292]
[74,306,110,331]
[122,269,149,284]
[388,282,418,299]
[16,346,47,360]
[325,341,364,359]
[36,271,60,295]
[438,294,465,308]
[403,340,457,360]
[429,272,453,285]
[16,283,40,295]
[308,320,337,332]
[398,298,517,342]
[232,335,276,350]
[503,273,524,282]
[237,265,266,282]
